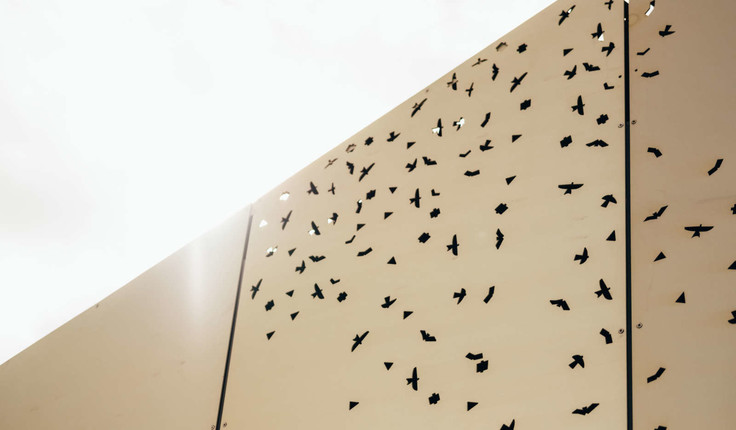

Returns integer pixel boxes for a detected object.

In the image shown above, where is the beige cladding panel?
[0,207,250,430]
[223,1,627,428]
[629,0,736,429]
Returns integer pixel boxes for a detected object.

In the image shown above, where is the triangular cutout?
[290,312,299,320]
[676,292,686,303]
[387,257,397,265]
[266,331,275,340]
[505,176,516,185]
[349,401,359,410]
[403,311,413,319]
[384,362,393,370]
[606,231,616,241]
[285,290,294,297]
[467,401,478,411]
[654,252,666,262]
[288,248,296,256]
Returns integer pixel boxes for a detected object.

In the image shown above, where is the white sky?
[0,0,555,364]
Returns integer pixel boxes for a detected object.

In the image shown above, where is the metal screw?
[618,328,625,334]
[636,323,643,329]
[618,123,624,128]
[632,120,637,125]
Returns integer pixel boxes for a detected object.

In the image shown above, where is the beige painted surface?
[629,0,736,428]
[223,1,627,428]
[0,206,250,430]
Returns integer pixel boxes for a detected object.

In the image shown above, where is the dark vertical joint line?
[216,211,254,429]
[623,2,634,430]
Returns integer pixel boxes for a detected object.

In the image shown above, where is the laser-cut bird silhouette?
[558,5,575,25]
[569,354,585,369]
[280,210,292,230]
[604,82,614,90]
[604,0,613,10]
[453,288,467,304]
[564,65,577,80]
[459,150,471,158]
[465,83,474,97]
[411,98,427,117]
[307,181,319,195]
[637,47,651,56]
[586,139,608,147]
[471,57,487,67]
[481,111,492,127]
[410,188,421,208]
[684,224,713,238]
[453,117,465,130]
[420,330,437,342]
[496,229,504,249]
[422,156,437,166]
[310,221,321,236]
[573,403,599,415]
[559,182,583,194]
[387,131,400,143]
[447,73,458,90]
[520,99,532,110]
[430,208,441,218]
[345,235,356,244]
[309,255,325,263]
[346,161,355,175]
[659,24,675,37]
[484,286,495,303]
[359,163,375,181]
[465,170,480,177]
[595,279,613,300]
[600,328,613,344]
[644,205,668,221]
[572,95,585,115]
[432,118,443,136]
[496,203,508,214]
[648,147,662,157]
[250,279,262,299]
[602,42,615,56]
[295,260,306,274]
[574,247,589,264]
[476,360,489,373]
[351,331,369,352]
[500,419,516,430]
[406,158,418,172]
[550,299,570,311]
[647,367,666,383]
[708,158,723,175]
[479,140,493,151]
[601,194,617,207]
[325,157,337,168]
[311,283,324,300]
[596,114,609,124]
[491,64,499,81]
[418,232,431,243]
[591,23,604,40]
[357,247,373,257]
[510,72,527,93]
[583,62,600,72]
[447,234,459,256]
[406,367,419,391]
[381,296,397,309]
[337,292,347,302]
[728,311,736,324]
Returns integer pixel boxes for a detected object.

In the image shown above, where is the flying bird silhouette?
[459,150,471,158]
[642,70,660,78]
[453,288,467,304]
[465,170,481,177]
[560,135,573,147]
[659,24,675,37]
[428,393,440,404]
[311,283,324,300]
[550,299,570,311]
[357,247,373,257]
[351,331,369,352]
[250,279,262,299]
[422,156,437,166]
[264,300,274,311]
[381,296,397,309]
[572,95,585,115]
[447,234,459,256]
[684,224,713,237]
[583,62,600,72]
[410,188,421,208]
[591,23,604,40]
[432,118,443,136]
[600,328,613,344]
[337,292,347,302]
[644,205,668,221]
[601,194,617,207]
[418,232,431,243]
[411,98,427,117]
[496,229,504,249]
[596,114,609,124]
[479,140,494,151]
[495,203,508,214]
[569,354,585,369]
[510,72,528,93]
[359,163,375,181]
[500,419,516,430]
[447,72,458,90]
[595,279,613,300]
[558,5,575,25]
[481,111,492,127]
[309,255,325,262]
[559,182,584,194]
[564,65,577,80]
[453,117,465,130]
[476,360,489,373]
[420,330,437,342]
[572,403,599,415]
[346,161,355,175]
[586,139,608,147]
[295,260,306,274]
[281,210,292,230]
[466,352,483,360]
[406,158,418,172]
[602,42,615,56]
[307,181,319,195]
[491,64,499,81]
[406,367,419,391]
[520,99,532,110]
[310,221,321,236]
[471,57,487,67]
[637,47,651,56]
[465,83,474,97]
[728,310,736,324]
[574,247,589,264]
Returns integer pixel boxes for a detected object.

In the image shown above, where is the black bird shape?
[500,420,516,430]
[345,143,356,153]
[411,98,427,117]
[559,182,583,194]
[447,234,459,256]
[644,205,668,221]
[481,111,491,127]
[381,296,397,309]
[324,157,337,168]
[648,147,662,157]
[447,72,458,90]
[465,83,474,97]
[637,47,651,56]
[659,24,675,37]
[459,150,471,158]
[495,203,508,214]
[471,57,487,67]
[732,203,736,214]
[309,255,325,263]
[571,95,585,115]
[432,118,443,136]
[406,367,419,391]
[328,212,339,224]
[495,229,504,249]
[684,224,713,237]
[307,181,319,195]
[359,163,375,181]
[483,286,495,303]
[550,299,570,311]
[601,194,617,207]
[337,292,347,302]
[510,72,527,93]
[647,367,666,383]
[406,158,418,172]
[583,62,600,72]
[558,5,575,25]
[387,131,400,142]
[430,208,441,218]
[491,64,499,81]
[600,329,613,344]
[351,331,369,352]
[453,288,467,304]
[602,42,615,56]
[345,235,356,244]
[346,161,355,175]
[295,260,306,274]
[586,139,608,147]
[496,42,507,51]
[410,188,421,208]
[572,403,599,415]
[422,156,437,166]
[595,279,613,300]
[280,210,292,230]
[420,330,437,342]
[418,233,430,243]
[574,247,589,264]
[642,71,660,78]
[476,360,489,373]
[250,279,262,299]
[604,0,613,10]
[569,354,585,369]
[431,189,440,196]
[564,64,577,80]
[310,221,321,236]
[591,23,604,40]
[453,117,465,130]
[708,158,723,175]
[479,140,493,151]
[311,283,324,300]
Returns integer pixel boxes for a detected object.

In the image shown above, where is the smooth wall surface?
[222,1,627,428]
[629,0,736,428]
[0,206,250,430]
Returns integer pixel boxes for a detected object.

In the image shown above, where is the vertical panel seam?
[623,2,634,430]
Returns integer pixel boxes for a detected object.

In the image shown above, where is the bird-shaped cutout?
[453,288,467,304]
[558,5,575,25]
[495,41,507,51]
[684,224,713,237]
[447,73,458,90]
[637,47,651,56]
[644,205,668,221]
[574,247,589,264]
[483,286,495,303]
[550,299,570,311]
[422,156,437,166]
[676,292,686,303]
[481,111,491,127]
[409,188,421,208]
[281,210,292,230]
[604,82,614,90]
[431,189,440,196]
[406,141,415,149]
[265,300,274,311]
[572,403,599,415]
[453,117,465,130]
[495,203,508,214]
[571,95,585,115]
[288,248,296,256]
[465,83,474,97]
[295,260,306,274]
[309,255,326,263]
[659,24,675,37]
[586,139,608,147]
[600,329,613,344]
[560,135,573,147]
[428,393,440,404]
[467,401,478,411]
[420,330,437,342]
[506,176,516,185]
[250,279,262,299]
[307,181,319,195]
[345,235,356,244]
[648,147,662,157]
[309,221,321,236]
[647,367,666,383]
[359,163,375,181]
[708,158,723,175]
[500,419,516,430]
[387,257,397,265]
[471,57,487,67]
[602,42,615,56]
[728,311,736,324]
[569,354,585,369]
[604,0,613,10]
[364,137,373,146]
[591,23,604,40]
[351,331,369,352]
[496,229,504,249]
[311,284,324,300]
[559,182,583,194]
[418,232,431,243]
[511,134,522,142]
[381,296,397,309]
[595,279,613,300]
[406,367,419,391]
[432,118,443,136]
[466,352,483,360]
[345,143,356,153]
[564,65,577,80]
[510,72,528,93]
[447,234,459,256]
[479,140,494,151]
[583,62,600,72]
[601,194,617,207]
[346,161,355,175]
[285,290,294,297]
[324,157,337,168]
[459,150,471,158]
[406,158,418,172]
[330,278,340,285]
[411,98,427,117]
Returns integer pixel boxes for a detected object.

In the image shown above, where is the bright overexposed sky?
[0,0,555,364]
